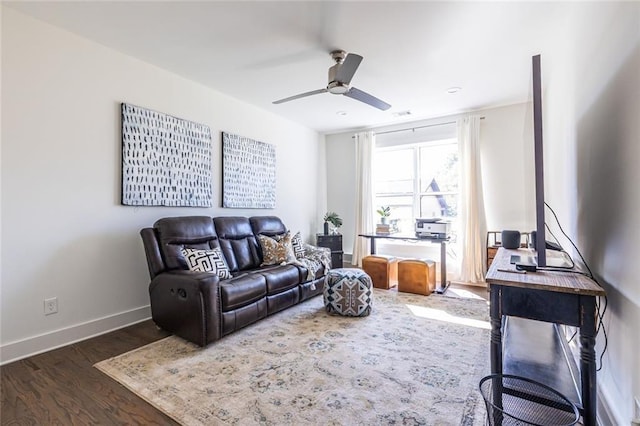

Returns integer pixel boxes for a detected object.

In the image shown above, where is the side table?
[316,233,343,268]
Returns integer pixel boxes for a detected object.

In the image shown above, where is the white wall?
[325,131,357,253]
[0,8,322,363]
[542,3,639,424]
[325,102,537,263]
[325,4,640,421]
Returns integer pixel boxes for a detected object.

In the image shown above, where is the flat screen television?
[527,54,572,269]
[532,54,547,267]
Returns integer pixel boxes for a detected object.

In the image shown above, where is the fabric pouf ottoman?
[324,268,373,317]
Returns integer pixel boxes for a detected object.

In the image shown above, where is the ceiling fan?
[272,50,391,111]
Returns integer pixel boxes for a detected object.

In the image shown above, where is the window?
[374,139,459,239]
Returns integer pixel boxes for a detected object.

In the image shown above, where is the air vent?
[392,110,412,117]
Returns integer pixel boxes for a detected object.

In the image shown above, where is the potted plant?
[376,206,391,224]
[323,211,343,235]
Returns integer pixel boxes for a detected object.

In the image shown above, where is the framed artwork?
[121,103,212,207]
[222,132,276,208]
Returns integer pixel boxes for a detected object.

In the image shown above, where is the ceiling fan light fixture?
[327,81,349,95]
[447,86,462,94]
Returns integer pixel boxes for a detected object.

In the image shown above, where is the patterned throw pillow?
[181,247,232,279]
[258,232,296,266]
[291,231,305,259]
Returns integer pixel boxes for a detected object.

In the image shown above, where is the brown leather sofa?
[140,215,328,346]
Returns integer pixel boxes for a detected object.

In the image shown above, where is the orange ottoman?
[362,255,398,289]
[398,259,436,295]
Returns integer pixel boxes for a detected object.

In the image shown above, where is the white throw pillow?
[181,247,232,279]
[291,231,306,259]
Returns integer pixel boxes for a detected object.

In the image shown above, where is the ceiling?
[5,1,574,134]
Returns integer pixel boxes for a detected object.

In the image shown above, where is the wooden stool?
[398,259,436,295]
[362,255,398,289]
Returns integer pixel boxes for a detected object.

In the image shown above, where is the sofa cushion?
[258,232,296,266]
[219,273,267,312]
[154,216,218,270]
[258,264,301,295]
[181,247,232,279]
[214,217,261,272]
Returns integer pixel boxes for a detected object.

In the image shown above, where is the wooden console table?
[358,233,450,293]
[485,248,605,426]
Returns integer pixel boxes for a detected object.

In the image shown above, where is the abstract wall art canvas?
[222,132,276,208]
[121,103,213,207]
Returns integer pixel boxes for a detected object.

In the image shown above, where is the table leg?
[490,286,503,374]
[434,240,449,293]
[580,296,597,426]
[370,238,376,255]
[490,286,504,425]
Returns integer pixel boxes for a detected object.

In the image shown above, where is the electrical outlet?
[44,297,58,315]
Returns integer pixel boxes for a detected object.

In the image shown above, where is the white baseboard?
[343,253,353,266]
[597,384,625,426]
[0,305,151,365]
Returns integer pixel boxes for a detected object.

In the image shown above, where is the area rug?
[95,290,490,425]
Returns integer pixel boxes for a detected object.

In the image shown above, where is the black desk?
[358,233,450,293]
[485,248,605,426]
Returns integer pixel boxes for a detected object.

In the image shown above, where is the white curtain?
[457,116,487,283]
[352,131,376,267]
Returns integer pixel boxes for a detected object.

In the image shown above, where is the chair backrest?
[249,215,287,258]
[213,216,262,272]
[152,216,219,272]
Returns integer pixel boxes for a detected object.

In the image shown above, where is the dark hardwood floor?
[1,320,178,425]
[1,284,487,425]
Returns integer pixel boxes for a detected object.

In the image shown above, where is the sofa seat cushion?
[220,273,267,312]
[257,265,301,295]
[291,263,309,282]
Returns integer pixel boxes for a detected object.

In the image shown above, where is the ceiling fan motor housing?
[327,65,349,94]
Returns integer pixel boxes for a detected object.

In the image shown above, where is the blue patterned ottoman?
[323,268,373,317]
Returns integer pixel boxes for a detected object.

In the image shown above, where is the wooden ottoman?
[398,259,436,295]
[362,255,398,289]
[324,268,373,316]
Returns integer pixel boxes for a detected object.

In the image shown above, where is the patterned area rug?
[95,290,490,425]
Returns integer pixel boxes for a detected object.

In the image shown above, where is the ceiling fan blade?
[272,88,328,104]
[344,87,391,111]
[335,53,363,84]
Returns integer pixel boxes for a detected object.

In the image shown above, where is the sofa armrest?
[149,270,221,346]
[302,243,332,270]
[303,243,330,257]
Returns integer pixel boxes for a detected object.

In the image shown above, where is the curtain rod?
[351,116,485,138]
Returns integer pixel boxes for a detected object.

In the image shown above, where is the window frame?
[374,138,459,229]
